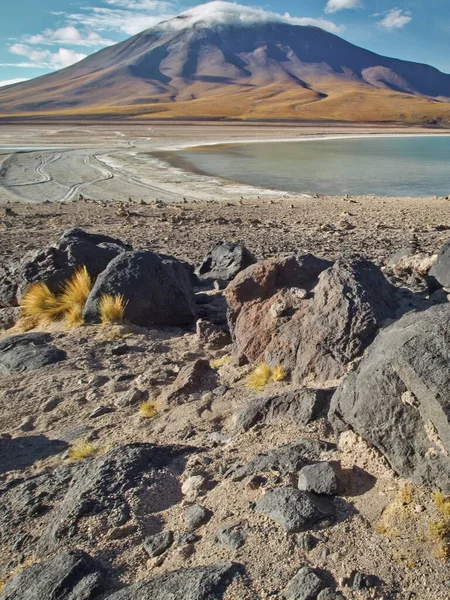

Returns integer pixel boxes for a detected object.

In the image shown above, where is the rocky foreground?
[0,197,450,600]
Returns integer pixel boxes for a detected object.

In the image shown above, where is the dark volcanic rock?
[1,228,130,307]
[235,388,332,432]
[196,242,256,281]
[143,531,174,558]
[227,439,335,481]
[37,443,189,555]
[226,256,402,383]
[0,332,66,374]
[429,239,450,290]
[83,251,196,327]
[215,523,247,550]
[185,504,212,530]
[284,566,325,600]
[105,563,240,600]
[329,304,450,492]
[0,550,104,600]
[255,487,335,533]
[297,462,340,496]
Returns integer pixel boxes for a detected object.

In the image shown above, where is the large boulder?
[0,332,66,374]
[329,304,450,492]
[196,242,256,281]
[226,255,402,383]
[0,228,131,308]
[83,251,196,327]
[429,239,450,290]
[0,550,104,600]
[105,563,240,600]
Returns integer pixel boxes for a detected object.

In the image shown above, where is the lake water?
[175,135,450,197]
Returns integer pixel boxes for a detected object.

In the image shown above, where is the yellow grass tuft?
[59,266,91,310]
[247,362,273,391]
[21,282,64,322]
[428,491,450,559]
[99,294,127,325]
[7,315,39,333]
[272,364,287,382]
[20,267,92,330]
[65,304,84,328]
[210,354,232,369]
[247,362,288,390]
[139,401,157,419]
[68,440,97,461]
[433,491,450,517]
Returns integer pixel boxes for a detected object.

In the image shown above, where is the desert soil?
[1,123,450,600]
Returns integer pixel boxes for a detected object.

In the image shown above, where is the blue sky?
[0,0,449,88]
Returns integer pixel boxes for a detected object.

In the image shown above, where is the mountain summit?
[1,1,450,123]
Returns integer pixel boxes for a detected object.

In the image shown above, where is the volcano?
[1,1,450,124]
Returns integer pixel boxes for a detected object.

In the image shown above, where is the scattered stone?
[176,532,201,545]
[227,439,335,481]
[83,251,196,327]
[163,359,210,405]
[89,405,116,419]
[111,343,129,356]
[329,304,450,491]
[0,306,20,329]
[235,388,332,432]
[284,566,325,600]
[208,431,232,445]
[42,397,62,413]
[296,532,317,552]
[106,563,240,600]
[352,571,377,590]
[115,388,146,407]
[19,416,35,432]
[212,385,228,396]
[255,487,335,533]
[143,531,174,558]
[0,550,104,600]
[317,589,346,600]
[182,475,207,498]
[185,504,212,530]
[196,241,256,281]
[297,462,340,496]
[215,522,247,550]
[0,333,66,374]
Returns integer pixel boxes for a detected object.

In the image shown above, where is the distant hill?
[1,1,450,124]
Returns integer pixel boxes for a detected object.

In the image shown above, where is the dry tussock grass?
[99,294,127,325]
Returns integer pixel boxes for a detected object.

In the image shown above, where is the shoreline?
[1,123,450,204]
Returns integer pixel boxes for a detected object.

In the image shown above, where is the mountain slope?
[1,2,450,123]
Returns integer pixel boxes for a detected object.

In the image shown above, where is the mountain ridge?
[1,2,450,124]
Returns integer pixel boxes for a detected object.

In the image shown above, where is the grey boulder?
[255,487,335,533]
[329,304,450,492]
[83,251,196,327]
[143,531,174,558]
[105,563,240,600]
[235,388,332,432]
[284,566,325,600]
[0,332,66,374]
[429,239,450,290]
[297,462,340,496]
[196,241,256,281]
[1,228,130,307]
[0,550,104,600]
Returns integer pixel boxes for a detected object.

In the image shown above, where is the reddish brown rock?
[196,319,231,350]
[226,255,401,384]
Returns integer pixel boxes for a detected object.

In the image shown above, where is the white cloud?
[0,78,28,88]
[24,26,114,47]
[9,44,87,69]
[157,2,343,33]
[67,7,175,35]
[325,0,361,14]
[377,8,412,30]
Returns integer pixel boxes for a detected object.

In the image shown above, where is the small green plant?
[68,440,97,461]
[139,401,157,419]
[210,354,232,369]
[99,294,127,325]
[247,362,288,391]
